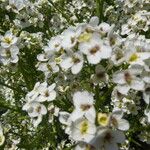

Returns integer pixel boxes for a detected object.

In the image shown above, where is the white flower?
[8,0,26,12]
[70,117,96,143]
[108,25,122,48]
[59,111,72,135]
[46,36,62,52]
[48,104,59,123]
[70,91,96,123]
[91,128,125,150]
[37,82,56,102]
[121,24,132,35]
[98,22,111,36]
[110,110,130,131]
[14,14,30,29]
[124,41,150,65]
[0,45,19,65]
[23,101,47,117]
[36,60,59,78]
[25,82,42,102]
[60,52,84,74]
[25,82,56,103]
[89,16,99,27]
[79,32,112,64]
[61,26,83,50]
[0,31,18,48]
[59,111,71,126]
[32,115,43,127]
[113,65,145,95]
[111,47,125,66]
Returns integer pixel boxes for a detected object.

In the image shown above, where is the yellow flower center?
[3,37,12,44]
[55,57,62,64]
[97,113,109,126]
[129,53,138,62]
[78,32,92,42]
[80,120,89,135]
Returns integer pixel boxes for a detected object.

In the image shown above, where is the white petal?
[60,57,73,70]
[117,84,130,95]
[59,111,70,125]
[105,143,118,150]
[37,54,48,61]
[41,104,47,115]
[10,46,19,55]
[113,130,125,144]
[70,109,84,122]
[131,78,145,91]
[112,110,123,119]
[73,91,94,107]
[87,52,101,64]
[89,16,99,27]
[113,71,126,84]
[48,83,56,91]
[32,115,42,127]
[71,62,83,74]
[117,119,130,131]
[100,45,112,59]
[143,93,150,104]
[36,95,47,102]
[47,91,56,101]
[85,107,96,123]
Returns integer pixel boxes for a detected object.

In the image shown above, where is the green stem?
[96,0,104,22]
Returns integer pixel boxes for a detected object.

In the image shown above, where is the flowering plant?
[0,0,150,149]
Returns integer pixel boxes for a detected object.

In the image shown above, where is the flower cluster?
[33,15,150,149]
[0,0,150,149]
[23,82,57,127]
[37,17,113,78]
[59,91,129,150]
[0,31,19,65]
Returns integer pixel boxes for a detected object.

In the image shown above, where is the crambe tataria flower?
[0,31,18,48]
[70,91,96,123]
[70,117,96,143]
[113,65,145,94]
[110,110,130,131]
[60,52,84,74]
[79,32,112,64]
[91,128,125,150]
